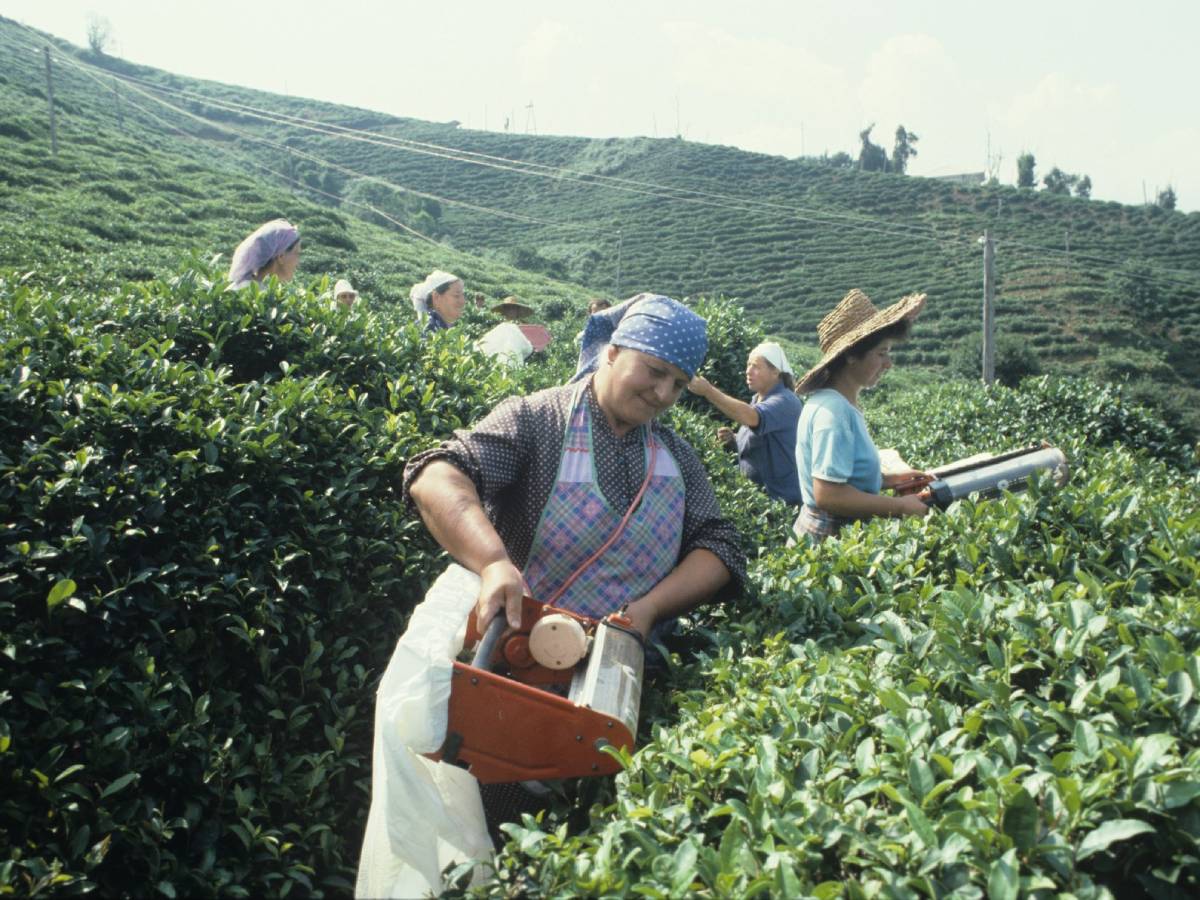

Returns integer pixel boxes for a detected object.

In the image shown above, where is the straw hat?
[794,289,926,394]
[491,296,535,319]
[333,278,358,300]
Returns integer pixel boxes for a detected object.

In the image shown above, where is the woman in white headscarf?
[409,271,466,336]
[688,342,803,505]
[227,219,301,289]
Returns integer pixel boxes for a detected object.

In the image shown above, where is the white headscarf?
[749,341,793,375]
[409,270,460,320]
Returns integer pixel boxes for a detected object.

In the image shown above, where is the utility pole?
[981,229,996,386]
[112,77,123,131]
[43,47,57,158]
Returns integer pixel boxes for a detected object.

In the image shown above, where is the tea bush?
[0,265,527,896]
[473,440,1200,898]
[3,254,1200,896]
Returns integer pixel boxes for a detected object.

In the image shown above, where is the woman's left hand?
[687,375,713,397]
[882,468,934,489]
[622,601,657,641]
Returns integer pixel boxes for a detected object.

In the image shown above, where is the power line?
[31,48,427,241]
[79,63,958,241]
[89,66,1200,289]
[39,44,975,251]
[35,37,602,240]
[8,20,1200,294]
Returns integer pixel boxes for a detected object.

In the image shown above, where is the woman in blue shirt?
[793,289,931,541]
[689,342,803,505]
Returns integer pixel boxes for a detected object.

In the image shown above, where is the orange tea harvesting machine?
[428,597,645,784]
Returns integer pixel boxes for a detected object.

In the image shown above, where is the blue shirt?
[795,389,881,508]
[423,309,451,337]
[734,382,803,505]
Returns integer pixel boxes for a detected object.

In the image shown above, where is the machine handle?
[891,473,935,495]
[471,614,507,670]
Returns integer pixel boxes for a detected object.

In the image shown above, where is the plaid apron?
[791,504,851,544]
[523,383,685,619]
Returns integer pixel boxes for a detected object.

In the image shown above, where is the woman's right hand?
[476,559,527,630]
[687,375,714,398]
[894,493,932,518]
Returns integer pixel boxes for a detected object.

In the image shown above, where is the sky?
[4,0,1197,211]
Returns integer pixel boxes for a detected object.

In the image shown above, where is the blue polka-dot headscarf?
[572,293,708,382]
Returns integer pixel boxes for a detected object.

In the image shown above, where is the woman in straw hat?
[688,342,803,505]
[491,296,536,322]
[792,289,931,541]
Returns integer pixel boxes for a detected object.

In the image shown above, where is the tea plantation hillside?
[3,252,1199,897]
[4,16,1200,900]
[0,22,598,314]
[3,15,1198,432]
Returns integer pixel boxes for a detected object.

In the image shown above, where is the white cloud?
[997,72,1117,132]
[519,20,571,85]
[858,33,961,118]
[656,21,858,155]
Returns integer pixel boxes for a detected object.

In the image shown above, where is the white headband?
[750,341,793,375]
[409,270,459,314]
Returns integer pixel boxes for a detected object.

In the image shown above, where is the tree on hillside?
[949,333,1042,387]
[818,151,854,169]
[891,126,919,175]
[1109,260,1166,323]
[1016,152,1036,188]
[344,179,444,237]
[857,124,889,172]
[1156,186,1177,210]
[86,14,112,55]
[1075,175,1092,199]
[1042,167,1078,195]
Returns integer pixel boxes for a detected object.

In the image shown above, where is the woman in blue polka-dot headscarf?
[400,289,744,849]
[573,292,707,382]
[407,284,742,632]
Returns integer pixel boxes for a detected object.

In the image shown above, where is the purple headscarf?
[228,219,300,287]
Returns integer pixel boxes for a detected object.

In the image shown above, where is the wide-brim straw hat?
[491,296,535,319]
[794,289,926,394]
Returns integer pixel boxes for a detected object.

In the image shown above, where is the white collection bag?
[355,565,493,898]
[475,322,534,367]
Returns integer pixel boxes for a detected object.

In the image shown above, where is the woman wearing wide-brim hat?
[492,296,535,321]
[792,289,931,542]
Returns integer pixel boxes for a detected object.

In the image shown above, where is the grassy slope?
[0,19,597,314]
[5,19,1200,389]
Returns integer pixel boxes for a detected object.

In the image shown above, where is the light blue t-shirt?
[795,389,881,508]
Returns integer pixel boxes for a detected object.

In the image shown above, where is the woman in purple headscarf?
[227,219,302,289]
